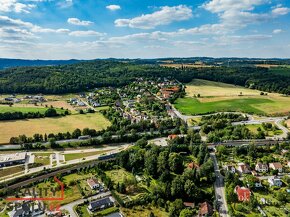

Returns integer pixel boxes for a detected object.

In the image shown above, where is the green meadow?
[174,97,274,115]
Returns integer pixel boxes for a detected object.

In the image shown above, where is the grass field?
[246,124,283,136]
[160,63,215,68]
[64,150,108,161]
[175,79,290,115]
[121,206,168,217]
[0,165,24,178]
[268,67,290,76]
[0,113,111,144]
[0,105,64,114]
[286,119,290,128]
[33,153,52,166]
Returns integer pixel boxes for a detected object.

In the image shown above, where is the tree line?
[0,108,65,121]
[1,60,289,95]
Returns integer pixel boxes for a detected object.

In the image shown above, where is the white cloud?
[0,15,70,45]
[272,7,290,16]
[272,29,282,34]
[106,5,121,11]
[202,0,290,30]
[115,5,192,29]
[67,18,93,26]
[57,0,73,8]
[0,0,35,13]
[69,30,105,37]
[202,0,266,13]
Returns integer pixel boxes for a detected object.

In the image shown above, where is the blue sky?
[0,0,290,59]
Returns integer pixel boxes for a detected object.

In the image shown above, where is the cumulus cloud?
[272,7,290,16]
[202,0,290,30]
[273,29,283,34]
[202,0,266,13]
[115,5,192,29]
[0,0,35,13]
[69,30,105,37]
[67,18,93,26]
[0,15,70,45]
[106,5,121,11]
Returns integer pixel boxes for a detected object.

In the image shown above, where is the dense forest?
[0,60,289,94]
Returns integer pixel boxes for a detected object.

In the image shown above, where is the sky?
[0,0,290,59]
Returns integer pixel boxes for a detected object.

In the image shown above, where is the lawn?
[0,165,24,179]
[106,169,135,185]
[96,207,119,216]
[286,119,290,129]
[33,152,52,166]
[74,204,91,217]
[64,150,108,161]
[0,105,64,114]
[175,79,290,115]
[246,124,283,136]
[121,206,168,217]
[0,112,111,144]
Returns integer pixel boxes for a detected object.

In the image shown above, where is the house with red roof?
[168,134,178,140]
[235,185,251,202]
[198,201,213,217]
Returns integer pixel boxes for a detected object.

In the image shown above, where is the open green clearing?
[0,113,111,144]
[0,165,24,178]
[64,150,108,161]
[175,97,269,115]
[175,79,290,115]
[269,67,290,76]
[0,105,64,114]
[246,124,283,136]
[121,206,168,217]
[33,153,52,166]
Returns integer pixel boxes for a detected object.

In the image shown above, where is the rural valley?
[1,0,290,216]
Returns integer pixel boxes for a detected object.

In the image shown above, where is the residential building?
[237,163,251,174]
[255,163,268,173]
[198,201,213,217]
[8,201,44,217]
[235,186,251,202]
[87,178,100,190]
[168,134,178,140]
[269,162,283,173]
[224,165,236,173]
[268,176,283,187]
[183,202,195,208]
[88,197,114,212]
[188,162,200,170]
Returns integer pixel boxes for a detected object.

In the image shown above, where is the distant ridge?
[0,58,82,69]
[0,57,289,69]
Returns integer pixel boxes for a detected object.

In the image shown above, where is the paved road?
[208,139,289,148]
[275,119,289,139]
[210,152,229,217]
[0,143,132,184]
[61,191,111,217]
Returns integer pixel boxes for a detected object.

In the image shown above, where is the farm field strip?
[0,113,111,144]
[175,79,290,115]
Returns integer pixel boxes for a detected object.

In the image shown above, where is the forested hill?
[0,58,81,69]
[0,61,193,94]
[0,60,289,95]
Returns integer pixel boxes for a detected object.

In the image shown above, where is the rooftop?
[0,153,26,163]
